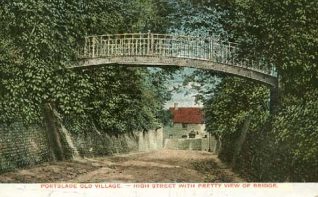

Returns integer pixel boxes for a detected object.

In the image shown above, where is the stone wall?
[70,128,164,157]
[138,128,164,152]
[164,124,207,139]
[0,123,51,173]
[164,137,217,152]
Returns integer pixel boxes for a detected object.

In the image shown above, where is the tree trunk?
[231,115,252,168]
[43,103,65,161]
[214,135,222,154]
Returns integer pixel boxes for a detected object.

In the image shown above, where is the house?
[166,103,206,139]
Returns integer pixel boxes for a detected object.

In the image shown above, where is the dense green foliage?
[0,0,172,133]
[156,0,318,181]
[188,0,318,181]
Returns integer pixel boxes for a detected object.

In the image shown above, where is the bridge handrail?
[78,33,276,76]
[84,33,238,46]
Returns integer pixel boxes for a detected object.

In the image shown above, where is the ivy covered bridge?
[74,33,278,87]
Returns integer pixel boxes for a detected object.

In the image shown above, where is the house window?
[182,123,188,129]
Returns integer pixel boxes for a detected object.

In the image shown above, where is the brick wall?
[0,121,164,173]
[0,123,51,173]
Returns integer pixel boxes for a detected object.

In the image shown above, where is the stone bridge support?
[269,79,280,114]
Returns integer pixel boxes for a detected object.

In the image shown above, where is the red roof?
[169,107,204,124]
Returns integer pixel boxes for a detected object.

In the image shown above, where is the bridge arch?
[73,33,279,112]
[74,33,277,87]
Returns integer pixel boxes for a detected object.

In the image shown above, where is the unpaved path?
[0,150,243,183]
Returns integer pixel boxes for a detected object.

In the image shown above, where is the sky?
[163,68,204,109]
[150,67,220,109]
[164,82,203,109]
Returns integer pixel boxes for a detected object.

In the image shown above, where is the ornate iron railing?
[78,33,276,76]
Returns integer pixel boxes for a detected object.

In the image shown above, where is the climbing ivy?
[0,1,172,133]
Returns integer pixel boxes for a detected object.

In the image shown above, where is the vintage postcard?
[0,0,317,196]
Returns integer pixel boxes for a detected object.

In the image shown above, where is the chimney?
[174,103,178,110]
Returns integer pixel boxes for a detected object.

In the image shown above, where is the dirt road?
[0,150,243,183]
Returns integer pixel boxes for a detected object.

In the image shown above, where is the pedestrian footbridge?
[73,33,278,87]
